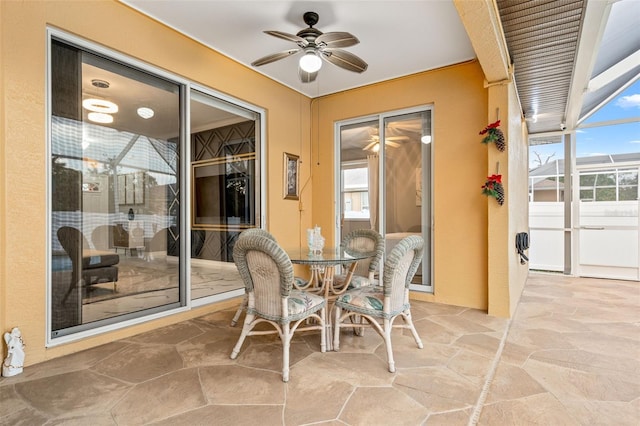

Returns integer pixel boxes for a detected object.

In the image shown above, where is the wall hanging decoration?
[479,120,505,151]
[283,152,300,200]
[482,174,504,205]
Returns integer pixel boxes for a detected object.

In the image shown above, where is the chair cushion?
[288,290,326,319]
[333,274,375,290]
[336,286,384,311]
[294,276,310,288]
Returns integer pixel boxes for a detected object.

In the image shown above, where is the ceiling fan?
[251,11,368,83]
[362,133,407,152]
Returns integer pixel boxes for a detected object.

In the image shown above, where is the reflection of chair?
[144,227,168,261]
[333,235,424,373]
[57,226,119,302]
[334,229,385,289]
[230,228,280,326]
[91,225,116,250]
[230,234,326,382]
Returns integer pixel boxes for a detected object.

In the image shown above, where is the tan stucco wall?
[506,84,530,316]
[0,0,313,365]
[486,82,529,317]
[310,62,490,310]
[0,1,523,367]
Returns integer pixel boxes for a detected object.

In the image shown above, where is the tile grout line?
[467,315,514,426]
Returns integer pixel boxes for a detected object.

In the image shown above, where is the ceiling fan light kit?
[299,50,322,73]
[252,11,368,83]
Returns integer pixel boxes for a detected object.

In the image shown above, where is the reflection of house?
[530,153,640,202]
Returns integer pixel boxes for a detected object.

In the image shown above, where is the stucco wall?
[311,62,490,310]
[0,0,312,365]
[0,1,521,367]
[486,82,529,317]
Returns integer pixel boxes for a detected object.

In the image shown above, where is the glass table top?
[285,247,376,265]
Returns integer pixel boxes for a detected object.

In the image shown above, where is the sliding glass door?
[337,107,433,291]
[189,90,261,301]
[48,31,265,341]
[50,38,183,337]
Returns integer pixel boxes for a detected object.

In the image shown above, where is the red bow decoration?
[482,174,505,205]
[479,120,506,151]
[479,120,501,135]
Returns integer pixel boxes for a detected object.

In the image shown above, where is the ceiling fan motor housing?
[303,11,319,27]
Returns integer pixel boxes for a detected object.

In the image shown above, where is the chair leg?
[352,314,365,336]
[230,313,254,359]
[281,325,291,382]
[333,305,342,351]
[230,294,248,326]
[319,306,327,353]
[404,310,424,349]
[383,317,396,373]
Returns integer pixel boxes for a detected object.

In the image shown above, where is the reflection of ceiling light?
[137,107,154,119]
[421,135,432,144]
[371,143,380,153]
[299,51,322,73]
[83,98,118,113]
[87,112,114,124]
[524,111,537,123]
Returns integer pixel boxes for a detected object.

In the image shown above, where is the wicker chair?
[230,228,276,326]
[334,229,385,289]
[230,234,327,382]
[333,235,424,373]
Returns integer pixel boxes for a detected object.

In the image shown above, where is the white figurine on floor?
[3,327,25,377]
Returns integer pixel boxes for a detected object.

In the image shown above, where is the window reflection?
[50,39,181,336]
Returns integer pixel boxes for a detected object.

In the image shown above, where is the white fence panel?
[529,202,564,271]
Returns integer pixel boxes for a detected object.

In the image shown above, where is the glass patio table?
[285,246,376,350]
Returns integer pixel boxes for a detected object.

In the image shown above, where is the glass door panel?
[50,39,182,337]
[337,108,432,292]
[189,90,260,300]
[339,120,379,237]
[383,111,432,289]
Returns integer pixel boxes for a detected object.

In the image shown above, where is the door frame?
[334,105,434,293]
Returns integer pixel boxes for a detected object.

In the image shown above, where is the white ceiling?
[120,0,477,98]
[117,0,638,138]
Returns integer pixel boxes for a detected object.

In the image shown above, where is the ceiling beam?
[587,49,640,92]
[453,0,511,84]
[563,0,613,130]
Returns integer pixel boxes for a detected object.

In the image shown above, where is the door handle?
[580,226,605,230]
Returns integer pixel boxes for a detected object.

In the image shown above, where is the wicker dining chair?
[230,228,276,326]
[334,228,385,289]
[333,235,424,373]
[230,234,327,382]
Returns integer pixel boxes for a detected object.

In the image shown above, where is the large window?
[48,32,263,340]
[579,168,638,201]
[342,161,369,219]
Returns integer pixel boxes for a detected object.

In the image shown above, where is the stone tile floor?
[1,273,638,425]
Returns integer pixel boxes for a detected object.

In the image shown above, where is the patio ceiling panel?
[497,0,585,135]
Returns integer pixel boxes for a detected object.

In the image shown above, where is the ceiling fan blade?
[264,30,307,47]
[251,49,300,67]
[384,140,402,148]
[316,32,359,48]
[321,49,368,73]
[298,68,318,83]
[363,141,377,151]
